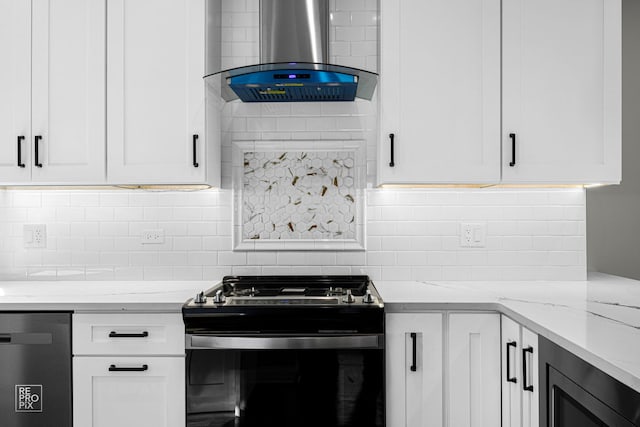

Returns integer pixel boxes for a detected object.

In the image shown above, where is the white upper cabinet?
[0,0,30,182]
[31,0,106,183]
[107,0,207,185]
[378,0,501,185]
[378,0,621,186]
[502,0,622,184]
[0,0,105,184]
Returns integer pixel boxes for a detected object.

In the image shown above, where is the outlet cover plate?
[460,223,486,248]
[141,229,165,244]
[24,224,47,249]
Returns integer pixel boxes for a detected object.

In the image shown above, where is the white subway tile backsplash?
[85,207,115,222]
[69,193,99,207]
[396,252,428,266]
[12,193,41,208]
[335,0,367,12]
[143,266,173,281]
[172,266,203,280]
[428,252,458,266]
[72,252,100,266]
[99,252,129,266]
[85,238,115,252]
[442,266,473,281]
[114,266,144,280]
[42,193,70,207]
[0,187,586,281]
[99,193,128,207]
[69,223,99,237]
[114,207,144,221]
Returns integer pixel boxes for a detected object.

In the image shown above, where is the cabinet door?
[448,313,501,427]
[107,0,205,184]
[31,0,106,183]
[521,328,539,427]
[378,0,500,185]
[73,356,185,427]
[502,0,621,184]
[502,315,522,427]
[386,313,443,427]
[0,0,31,182]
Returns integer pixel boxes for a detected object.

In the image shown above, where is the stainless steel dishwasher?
[0,312,72,427]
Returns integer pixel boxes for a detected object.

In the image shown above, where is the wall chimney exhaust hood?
[205,0,378,102]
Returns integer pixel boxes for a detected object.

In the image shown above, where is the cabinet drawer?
[73,356,185,427]
[73,313,184,355]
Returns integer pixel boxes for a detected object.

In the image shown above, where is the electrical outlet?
[141,229,165,244]
[460,223,486,248]
[24,224,47,249]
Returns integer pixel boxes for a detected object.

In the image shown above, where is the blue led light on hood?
[228,69,359,102]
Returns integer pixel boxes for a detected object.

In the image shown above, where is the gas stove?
[185,275,383,308]
[183,275,384,335]
[184,276,385,427]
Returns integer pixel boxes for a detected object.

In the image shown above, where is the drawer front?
[73,313,184,355]
[73,356,185,427]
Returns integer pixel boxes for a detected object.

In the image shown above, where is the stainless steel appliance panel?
[0,312,72,427]
[539,336,640,426]
[260,0,329,64]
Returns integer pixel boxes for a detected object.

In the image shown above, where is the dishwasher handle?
[0,332,52,345]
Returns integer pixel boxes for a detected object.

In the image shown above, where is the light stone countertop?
[375,272,640,393]
[0,281,218,312]
[1,273,639,393]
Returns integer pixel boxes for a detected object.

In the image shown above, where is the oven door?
[539,336,640,427]
[548,366,634,426]
[186,334,384,427]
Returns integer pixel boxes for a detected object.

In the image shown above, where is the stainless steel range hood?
[205,0,378,102]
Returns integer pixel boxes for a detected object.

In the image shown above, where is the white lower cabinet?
[73,357,185,427]
[501,315,539,427]
[386,313,444,427]
[448,313,501,427]
[72,313,186,427]
[386,312,500,427]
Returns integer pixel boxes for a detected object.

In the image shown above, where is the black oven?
[539,336,640,426]
[183,276,385,427]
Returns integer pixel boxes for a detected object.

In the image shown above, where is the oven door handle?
[187,334,384,350]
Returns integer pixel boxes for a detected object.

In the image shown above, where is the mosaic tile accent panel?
[233,141,366,251]
[244,151,356,240]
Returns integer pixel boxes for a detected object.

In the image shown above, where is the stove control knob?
[194,291,207,304]
[343,289,355,304]
[213,289,226,304]
[363,290,374,304]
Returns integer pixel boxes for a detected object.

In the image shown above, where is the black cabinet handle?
[17,136,25,168]
[34,135,43,168]
[506,341,517,383]
[0,334,12,343]
[522,346,534,392]
[109,364,148,372]
[509,133,516,167]
[108,331,149,338]
[389,133,395,167]
[410,332,417,372]
[193,134,199,168]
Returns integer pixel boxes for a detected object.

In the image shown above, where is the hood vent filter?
[228,69,358,102]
